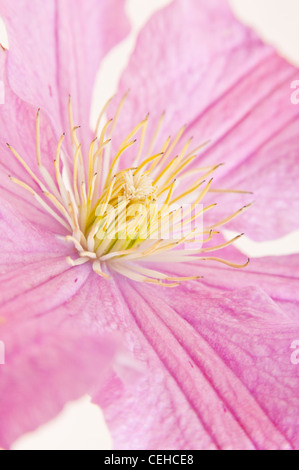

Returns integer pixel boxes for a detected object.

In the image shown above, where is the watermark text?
[291,80,299,104]
[290,340,299,365]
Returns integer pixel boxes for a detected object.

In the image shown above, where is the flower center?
[83,167,159,258]
[122,170,156,201]
[8,94,251,286]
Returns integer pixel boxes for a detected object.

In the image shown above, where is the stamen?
[105,140,136,186]
[210,189,254,195]
[10,176,70,229]
[65,235,84,252]
[95,95,114,138]
[146,111,165,158]
[66,256,89,267]
[8,95,251,285]
[209,203,253,230]
[157,124,187,169]
[187,233,245,254]
[200,257,250,269]
[107,90,130,139]
[73,143,82,204]
[92,260,110,279]
[7,143,47,192]
[54,133,68,202]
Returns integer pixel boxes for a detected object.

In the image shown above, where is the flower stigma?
[8,94,251,286]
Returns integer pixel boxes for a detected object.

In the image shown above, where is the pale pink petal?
[1,0,130,149]
[114,0,299,240]
[96,279,299,450]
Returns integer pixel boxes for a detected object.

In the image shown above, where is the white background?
[0,0,298,450]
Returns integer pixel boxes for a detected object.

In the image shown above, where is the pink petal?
[114,0,299,240]
[0,260,136,448]
[0,190,121,447]
[199,251,299,319]
[0,307,116,449]
[0,205,138,448]
[0,209,117,448]
[96,279,299,450]
[0,50,66,232]
[0,198,71,273]
[235,255,299,318]
[1,0,130,152]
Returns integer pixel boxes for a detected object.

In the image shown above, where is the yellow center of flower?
[8,94,250,286]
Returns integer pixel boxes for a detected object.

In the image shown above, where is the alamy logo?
[93,201,204,242]
[0,340,5,365]
[290,340,299,365]
[290,80,299,105]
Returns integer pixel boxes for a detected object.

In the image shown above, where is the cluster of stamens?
[8,93,251,287]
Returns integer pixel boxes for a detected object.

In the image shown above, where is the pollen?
[122,170,156,202]
[8,93,251,286]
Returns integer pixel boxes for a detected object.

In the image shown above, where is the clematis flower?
[0,0,299,450]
